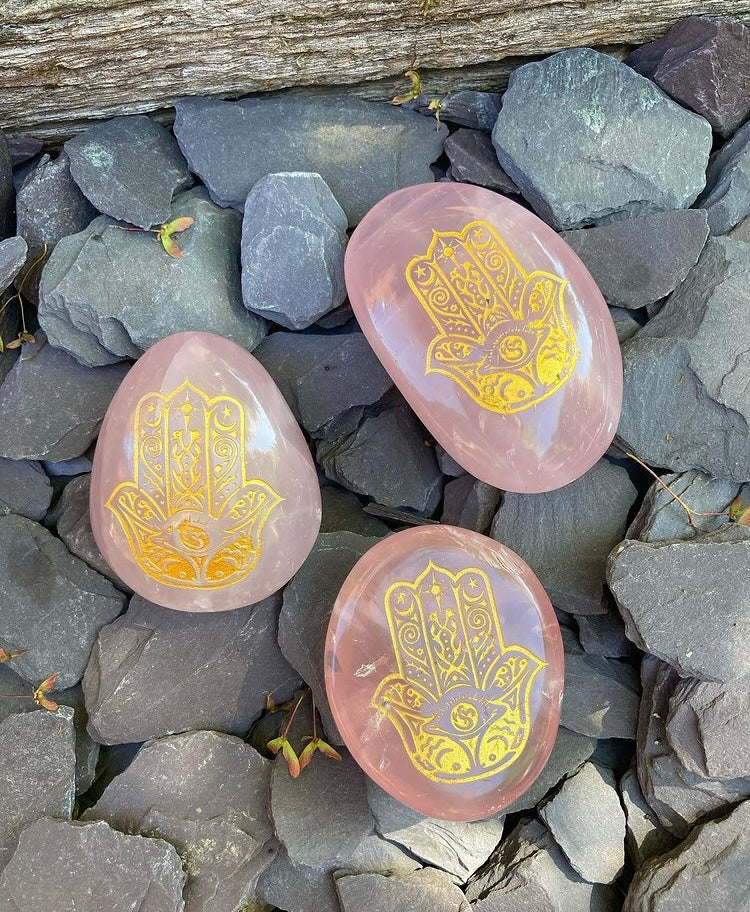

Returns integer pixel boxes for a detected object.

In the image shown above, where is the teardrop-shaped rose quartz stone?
[90,331,321,612]
[325,525,563,821]
[345,183,623,493]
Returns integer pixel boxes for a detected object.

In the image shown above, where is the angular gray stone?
[317,396,443,515]
[561,650,640,739]
[501,726,597,815]
[435,443,466,477]
[0,818,186,912]
[609,306,643,343]
[562,210,709,309]
[576,604,636,658]
[64,115,193,229]
[38,187,266,367]
[0,341,129,460]
[491,459,637,615]
[730,214,750,242]
[84,592,299,745]
[441,474,501,533]
[43,455,92,476]
[15,152,98,303]
[616,237,750,480]
[366,780,503,884]
[0,458,52,520]
[320,486,390,536]
[413,90,503,132]
[7,136,43,167]
[626,15,750,138]
[0,664,99,796]
[336,868,469,912]
[253,330,393,438]
[56,473,126,586]
[0,132,13,241]
[624,800,750,912]
[256,847,339,912]
[84,730,273,912]
[666,675,750,781]
[492,48,712,230]
[608,530,750,682]
[539,762,625,884]
[698,120,750,235]
[279,532,382,744]
[241,172,348,329]
[0,513,125,689]
[619,764,679,866]
[0,708,76,869]
[465,817,617,912]
[627,469,739,543]
[174,93,447,226]
[444,129,518,194]
[635,657,750,837]
[0,237,26,293]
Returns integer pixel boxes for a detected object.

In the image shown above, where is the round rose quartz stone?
[90,331,321,612]
[345,182,623,493]
[325,525,563,821]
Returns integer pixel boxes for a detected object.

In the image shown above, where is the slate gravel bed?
[1,13,750,912]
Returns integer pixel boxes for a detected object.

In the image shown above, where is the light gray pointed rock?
[620,764,678,866]
[0,458,52,520]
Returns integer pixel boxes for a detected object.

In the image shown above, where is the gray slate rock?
[7,136,43,167]
[636,657,750,836]
[320,486,390,536]
[539,763,625,884]
[174,93,447,226]
[279,532,381,743]
[0,288,19,385]
[0,709,76,869]
[627,469,739,543]
[616,237,750,480]
[502,726,597,814]
[253,330,393,437]
[435,443,467,477]
[56,473,126,586]
[256,847,339,912]
[84,730,273,912]
[0,458,52,520]
[445,129,518,194]
[336,868,469,912]
[0,341,129,460]
[43,455,92,476]
[413,90,503,131]
[562,210,709,309]
[38,187,266,366]
[576,604,637,658]
[366,780,504,884]
[609,306,643,343]
[561,650,640,739]
[0,818,185,912]
[730,214,750,242]
[84,593,299,744]
[624,800,750,912]
[0,514,124,689]
[241,172,347,329]
[15,152,98,303]
[619,764,679,866]
[626,15,750,138]
[465,817,617,912]
[317,396,443,515]
[0,132,13,240]
[491,459,637,615]
[608,530,750,682]
[698,120,750,235]
[441,474,502,533]
[65,115,193,229]
[492,48,712,230]
[0,237,26,293]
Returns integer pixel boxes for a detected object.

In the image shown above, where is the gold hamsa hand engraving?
[107,381,282,589]
[371,562,545,784]
[406,220,578,413]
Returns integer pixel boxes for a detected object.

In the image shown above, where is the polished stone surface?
[345,183,623,493]
[90,331,321,611]
[325,525,564,820]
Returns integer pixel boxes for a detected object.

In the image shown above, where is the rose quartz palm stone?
[345,182,623,493]
[90,331,321,612]
[325,525,564,820]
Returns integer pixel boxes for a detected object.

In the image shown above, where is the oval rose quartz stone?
[325,525,563,821]
[345,183,623,493]
[90,331,321,612]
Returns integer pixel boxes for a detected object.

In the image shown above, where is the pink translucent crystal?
[344,183,623,493]
[90,331,321,612]
[325,525,563,820]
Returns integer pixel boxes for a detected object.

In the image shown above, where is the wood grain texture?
[1,0,749,140]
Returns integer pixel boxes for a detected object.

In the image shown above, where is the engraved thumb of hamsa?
[371,562,545,783]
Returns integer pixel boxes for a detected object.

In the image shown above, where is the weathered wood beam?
[1,0,748,140]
